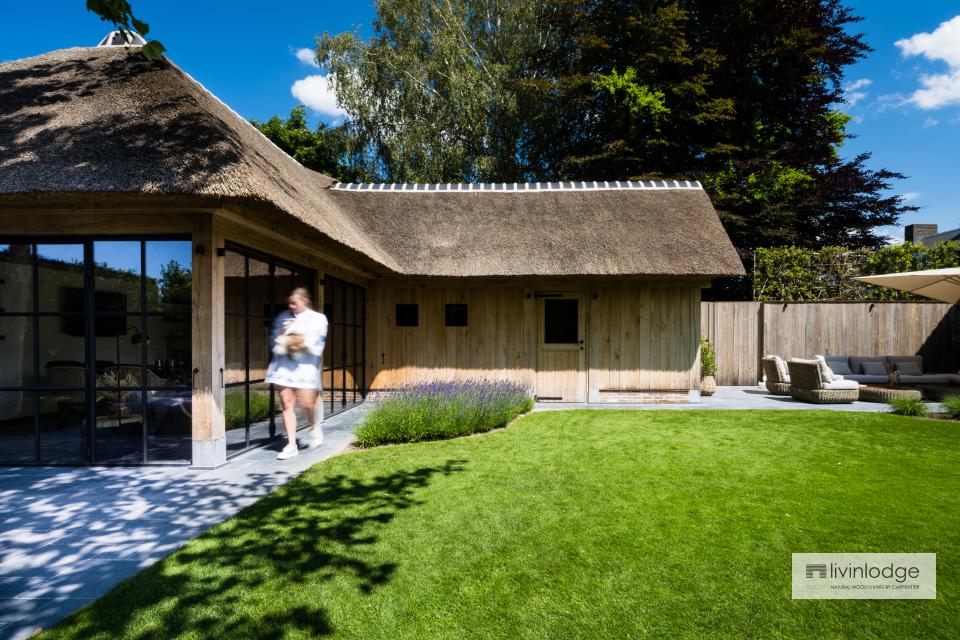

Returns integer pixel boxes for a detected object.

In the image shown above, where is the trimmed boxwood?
[355,379,534,447]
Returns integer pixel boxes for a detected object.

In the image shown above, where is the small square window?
[396,303,418,327]
[445,303,468,327]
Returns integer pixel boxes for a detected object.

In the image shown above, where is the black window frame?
[0,234,193,466]
[543,298,580,344]
[223,242,316,458]
[322,276,366,416]
[445,303,468,327]
[395,303,419,327]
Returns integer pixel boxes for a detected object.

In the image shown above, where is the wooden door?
[536,293,586,402]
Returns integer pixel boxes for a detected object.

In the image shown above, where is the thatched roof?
[0,46,744,278]
[0,46,397,270]
[329,183,744,277]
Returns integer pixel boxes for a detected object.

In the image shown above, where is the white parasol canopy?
[855,268,960,304]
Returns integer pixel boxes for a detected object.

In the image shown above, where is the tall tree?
[251,107,374,182]
[550,1,916,253]
[317,0,559,182]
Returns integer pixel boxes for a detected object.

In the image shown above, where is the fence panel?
[700,302,762,385]
[701,301,959,386]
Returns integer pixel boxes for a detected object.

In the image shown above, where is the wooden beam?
[0,210,196,234]
[190,213,226,468]
[216,206,379,282]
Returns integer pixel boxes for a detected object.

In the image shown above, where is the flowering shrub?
[355,379,534,447]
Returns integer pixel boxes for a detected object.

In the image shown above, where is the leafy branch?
[86,0,165,60]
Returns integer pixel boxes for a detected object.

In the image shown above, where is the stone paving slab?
[0,405,369,640]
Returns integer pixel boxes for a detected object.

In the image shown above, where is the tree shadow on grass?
[45,459,466,639]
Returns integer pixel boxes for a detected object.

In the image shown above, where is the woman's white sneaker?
[276,443,299,460]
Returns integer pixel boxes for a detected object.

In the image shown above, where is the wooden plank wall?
[587,285,700,391]
[367,282,701,393]
[702,302,960,385]
[366,284,536,389]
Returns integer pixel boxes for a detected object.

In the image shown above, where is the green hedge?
[752,241,960,301]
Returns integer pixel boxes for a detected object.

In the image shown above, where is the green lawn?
[47,410,959,639]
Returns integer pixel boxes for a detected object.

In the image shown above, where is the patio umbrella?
[855,267,960,304]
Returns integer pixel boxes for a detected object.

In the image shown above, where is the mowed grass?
[46,411,960,639]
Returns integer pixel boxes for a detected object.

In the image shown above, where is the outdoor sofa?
[820,355,960,385]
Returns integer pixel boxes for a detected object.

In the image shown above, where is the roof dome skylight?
[96,31,147,47]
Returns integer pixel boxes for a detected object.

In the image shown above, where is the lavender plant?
[355,379,534,447]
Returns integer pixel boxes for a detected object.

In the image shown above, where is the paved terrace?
[0,387,920,638]
[0,405,370,640]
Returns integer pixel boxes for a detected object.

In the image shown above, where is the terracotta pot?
[700,375,717,396]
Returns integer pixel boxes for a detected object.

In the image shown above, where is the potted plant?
[700,337,718,396]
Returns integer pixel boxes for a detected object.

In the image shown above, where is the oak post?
[190,213,226,468]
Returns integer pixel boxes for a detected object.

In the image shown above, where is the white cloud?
[923,117,939,128]
[898,192,921,202]
[842,79,872,107]
[293,47,320,68]
[895,15,960,109]
[291,74,347,121]
[846,78,873,92]
[845,91,868,107]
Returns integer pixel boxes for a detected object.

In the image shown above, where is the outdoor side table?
[857,385,922,403]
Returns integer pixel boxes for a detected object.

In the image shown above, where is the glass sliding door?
[323,276,365,416]
[223,243,314,456]
[0,237,191,465]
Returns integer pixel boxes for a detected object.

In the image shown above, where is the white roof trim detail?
[330,180,703,193]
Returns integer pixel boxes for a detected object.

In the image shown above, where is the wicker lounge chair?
[761,356,792,395]
[787,359,859,404]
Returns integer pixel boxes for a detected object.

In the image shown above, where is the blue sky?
[2,1,958,244]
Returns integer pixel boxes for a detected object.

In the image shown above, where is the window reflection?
[0,244,33,313]
[94,241,141,312]
[0,391,35,464]
[147,240,192,315]
[146,315,191,386]
[224,250,246,314]
[0,316,33,386]
[37,244,84,312]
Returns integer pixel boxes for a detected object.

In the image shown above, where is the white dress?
[264,308,328,389]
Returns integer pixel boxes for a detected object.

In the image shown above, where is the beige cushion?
[823,379,859,390]
[861,361,888,376]
[772,355,789,382]
[814,356,836,382]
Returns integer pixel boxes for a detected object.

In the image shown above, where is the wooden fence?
[701,301,960,385]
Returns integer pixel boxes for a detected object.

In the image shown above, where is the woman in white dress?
[266,287,328,460]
